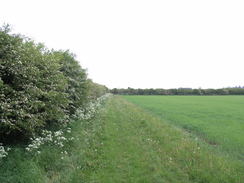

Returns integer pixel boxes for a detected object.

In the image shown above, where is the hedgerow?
[0,25,107,143]
[25,93,111,155]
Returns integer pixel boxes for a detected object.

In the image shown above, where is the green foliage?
[52,51,88,115]
[111,87,244,95]
[0,25,104,141]
[0,29,69,140]
[87,79,108,100]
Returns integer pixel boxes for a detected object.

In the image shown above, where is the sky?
[0,0,244,89]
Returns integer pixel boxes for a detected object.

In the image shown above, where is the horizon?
[111,86,244,89]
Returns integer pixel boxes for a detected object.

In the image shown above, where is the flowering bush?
[74,93,112,120]
[25,93,112,155]
[0,94,111,158]
[0,25,71,138]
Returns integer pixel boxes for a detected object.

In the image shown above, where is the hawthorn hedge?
[0,25,107,142]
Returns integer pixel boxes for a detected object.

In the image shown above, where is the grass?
[123,95,244,160]
[0,106,105,183]
[89,96,244,183]
[1,96,244,182]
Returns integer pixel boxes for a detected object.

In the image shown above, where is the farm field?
[123,95,244,160]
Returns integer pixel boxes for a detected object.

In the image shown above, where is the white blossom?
[0,143,11,159]
[25,94,112,155]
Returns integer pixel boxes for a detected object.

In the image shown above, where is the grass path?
[86,96,244,183]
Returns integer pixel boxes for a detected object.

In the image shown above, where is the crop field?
[123,95,244,160]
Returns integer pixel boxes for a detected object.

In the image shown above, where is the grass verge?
[0,102,106,183]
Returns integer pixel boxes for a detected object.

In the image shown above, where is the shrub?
[87,79,108,100]
[0,26,69,140]
[52,51,89,115]
[0,25,108,142]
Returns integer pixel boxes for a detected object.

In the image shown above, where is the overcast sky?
[1,0,244,89]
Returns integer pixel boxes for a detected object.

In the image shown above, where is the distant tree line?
[0,25,108,142]
[110,87,244,95]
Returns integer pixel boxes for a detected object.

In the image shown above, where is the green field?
[86,96,244,182]
[123,95,244,160]
[1,96,244,182]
